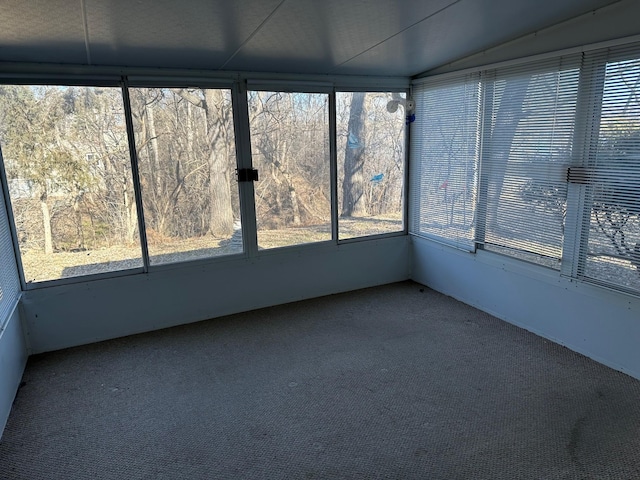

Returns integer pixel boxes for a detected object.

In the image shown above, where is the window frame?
[247,87,335,251]
[410,74,482,252]
[0,80,147,289]
[565,46,640,295]
[0,74,409,290]
[411,38,640,299]
[475,55,582,269]
[125,81,247,267]
[334,89,410,244]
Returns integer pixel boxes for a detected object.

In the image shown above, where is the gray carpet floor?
[1,281,640,479]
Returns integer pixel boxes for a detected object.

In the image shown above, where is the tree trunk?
[123,169,138,244]
[205,90,234,237]
[173,88,234,237]
[342,92,367,217]
[270,163,284,216]
[144,102,161,192]
[73,196,85,249]
[186,101,194,164]
[289,186,301,226]
[207,150,233,236]
[40,191,53,254]
[486,78,530,228]
[275,138,301,225]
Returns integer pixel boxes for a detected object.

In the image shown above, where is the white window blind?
[574,43,640,294]
[0,170,20,326]
[412,40,640,297]
[410,73,481,251]
[478,55,581,269]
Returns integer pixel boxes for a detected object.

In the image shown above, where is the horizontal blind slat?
[410,72,480,250]
[579,43,640,294]
[0,176,20,325]
[480,54,579,269]
[411,40,640,295]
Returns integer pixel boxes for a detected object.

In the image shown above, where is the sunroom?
[1,0,640,477]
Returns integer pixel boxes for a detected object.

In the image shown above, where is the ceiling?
[0,0,621,77]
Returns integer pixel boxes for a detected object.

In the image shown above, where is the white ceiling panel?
[0,0,630,76]
[0,0,87,64]
[336,0,619,76]
[222,0,455,73]
[86,0,283,69]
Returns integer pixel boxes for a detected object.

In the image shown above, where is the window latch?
[566,167,590,184]
[236,168,259,182]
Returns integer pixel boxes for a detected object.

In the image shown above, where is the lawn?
[21,214,404,283]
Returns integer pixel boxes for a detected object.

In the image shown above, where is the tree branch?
[171,88,205,109]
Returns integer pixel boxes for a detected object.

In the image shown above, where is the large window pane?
[248,91,330,249]
[480,60,580,269]
[410,76,480,250]
[582,57,640,294]
[336,92,405,239]
[0,85,142,283]
[130,88,241,265]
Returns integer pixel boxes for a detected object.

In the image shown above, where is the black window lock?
[236,168,259,182]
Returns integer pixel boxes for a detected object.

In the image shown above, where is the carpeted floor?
[1,281,640,479]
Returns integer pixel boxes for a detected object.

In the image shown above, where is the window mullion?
[475,71,495,250]
[329,91,338,243]
[561,55,607,279]
[232,80,258,258]
[121,78,151,272]
[403,87,412,235]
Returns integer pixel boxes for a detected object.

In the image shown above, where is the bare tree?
[68,87,139,245]
[172,88,235,237]
[341,92,367,217]
[0,85,91,253]
[484,77,530,229]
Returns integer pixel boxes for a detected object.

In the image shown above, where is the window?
[0,174,19,323]
[0,85,142,283]
[574,49,640,293]
[0,80,407,286]
[129,87,242,265]
[412,41,640,297]
[411,57,581,266]
[336,92,406,239]
[248,91,331,249]
[411,74,480,251]
[479,57,581,269]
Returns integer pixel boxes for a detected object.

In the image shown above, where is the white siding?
[22,237,411,353]
[412,235,640,380]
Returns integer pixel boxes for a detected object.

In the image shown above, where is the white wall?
[0,303,27,438]
[411,1,640,380]
[22,236,411,354]
[411,235,640,380]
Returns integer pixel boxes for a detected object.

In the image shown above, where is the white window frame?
[0,70,410,290]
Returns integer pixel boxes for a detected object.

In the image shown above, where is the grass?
[21,213,403,283]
